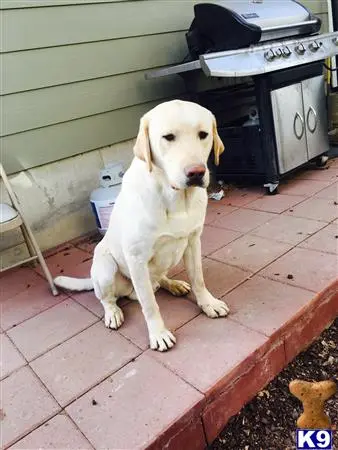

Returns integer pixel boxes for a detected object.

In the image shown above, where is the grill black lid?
[185,1,320,61]
[186,3,262,60]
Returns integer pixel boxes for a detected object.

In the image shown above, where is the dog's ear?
[133,116,152,172]
[212,117,224,166]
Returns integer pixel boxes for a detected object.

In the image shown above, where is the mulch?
[211,318,338,450]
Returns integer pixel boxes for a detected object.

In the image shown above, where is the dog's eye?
[163,134,175,142]
[199,131,208,140]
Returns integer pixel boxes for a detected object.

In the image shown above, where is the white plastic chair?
[0,163,58,296]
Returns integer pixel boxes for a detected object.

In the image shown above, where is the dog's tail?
[54,276,93,291]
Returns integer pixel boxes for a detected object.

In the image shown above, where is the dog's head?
[133,100,224,190]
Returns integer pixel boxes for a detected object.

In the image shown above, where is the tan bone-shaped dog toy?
[289,379,337,429]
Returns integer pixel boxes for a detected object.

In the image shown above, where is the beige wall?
[0,138,135,268]
[0,0,329,266]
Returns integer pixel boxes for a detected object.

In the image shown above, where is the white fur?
[53,276,93,291]
[54,100,229,351]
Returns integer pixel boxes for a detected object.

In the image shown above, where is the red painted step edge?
[148,279,337,449]
[202,279,338,445]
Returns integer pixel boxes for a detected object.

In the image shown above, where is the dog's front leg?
[126,254,176,351]
[184,232,230,318]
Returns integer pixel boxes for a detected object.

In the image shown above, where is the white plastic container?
[90,163,124,235]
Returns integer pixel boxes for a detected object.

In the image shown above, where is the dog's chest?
[150,194,206,273]
[159,189,206,238]
[151,232,189,276]
[163,209,201,237]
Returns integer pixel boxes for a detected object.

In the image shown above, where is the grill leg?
[254,76,280,195]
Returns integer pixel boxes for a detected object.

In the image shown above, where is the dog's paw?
[104,304,124,329]
[149,328,176,352]
[200,298,230,318]
[166,279,191,296]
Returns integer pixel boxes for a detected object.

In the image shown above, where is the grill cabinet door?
[271,83,308,174]
[302,75,329,160]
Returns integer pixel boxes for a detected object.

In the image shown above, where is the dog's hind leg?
[91,245,131,330]
[159,275,191,296]
[128,280,160,300]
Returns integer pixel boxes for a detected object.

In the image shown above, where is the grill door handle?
[306,106,318,133]
[293,112,305,140]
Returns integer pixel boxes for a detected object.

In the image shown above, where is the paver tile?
[43,242,74,258]
[205,203,237,225]
[1,170,337,450]
[1,283,67,331]
[71,291,104,317]
[76,240,98,253]
[63,258,93,279]
[295,167,337,182]
[150,315,267,395]
[71,233,101,254]
[298,223,338,254]
[119,290,200,350]
[10,414,94,449]
[7,299,97,361]
[0,366,59,449]
[244,194,306,214]
[201,225,242,256]
[221,188,264,207]
[261,247,338,292]
[0,334,26,380]
[202,341,285,444]
[155,418,206,450]
[284,281,338,363]
[285,197,337,222]
[31,322,141,406]
[313,182,338,200]
[210,235,291,272]
[0,268,43,302]
[72,291,129,317]
[251,215,325,245]
[179,258,251,299]
[211,208,276,233]
[223,276,312,336]
[35,247,91,277]
[67,354,204,450]
[279,179,332,197]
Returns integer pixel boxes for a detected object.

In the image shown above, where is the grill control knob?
[275,48,282,57]
[295,43,306,55]
[309,40,320,51]
[333,37,338,46]
[264,49,276,61]
[282,46,291,57]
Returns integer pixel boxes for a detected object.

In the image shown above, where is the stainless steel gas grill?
[146,0,338,194]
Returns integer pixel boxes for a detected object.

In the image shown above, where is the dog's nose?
[184,164,206,179]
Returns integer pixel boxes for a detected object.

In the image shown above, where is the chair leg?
[37,252,59,296]
[21,225,37,267]
[21,222,59,296]
[1,162,58,296]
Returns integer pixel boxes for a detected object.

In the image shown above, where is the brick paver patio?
[1,160,337,449]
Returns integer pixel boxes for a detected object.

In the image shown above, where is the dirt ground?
[211,318,338,450]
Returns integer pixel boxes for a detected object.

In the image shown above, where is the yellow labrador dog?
[55,100,230,351]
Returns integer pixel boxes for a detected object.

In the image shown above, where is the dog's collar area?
[170,184,207,192]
